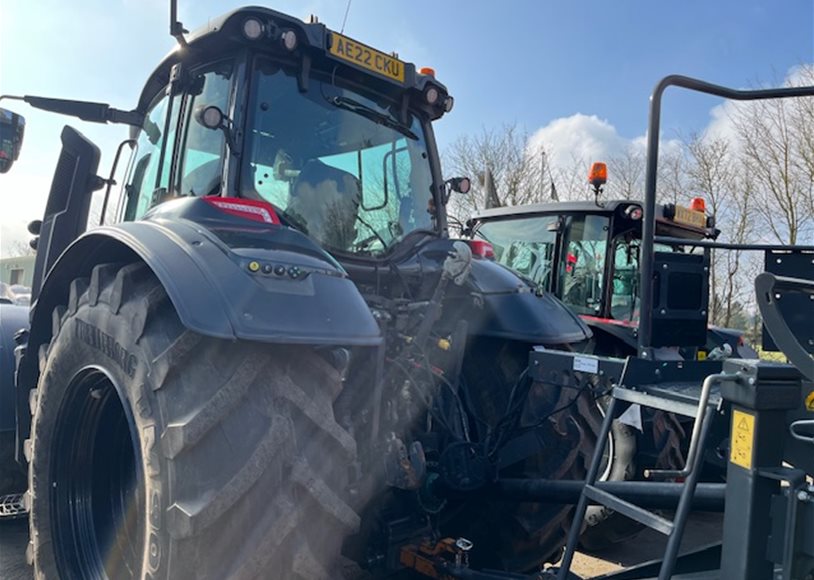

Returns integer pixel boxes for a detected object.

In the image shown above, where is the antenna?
[541,150,559,201]
[340,0,353,34]
[170,0,188,47]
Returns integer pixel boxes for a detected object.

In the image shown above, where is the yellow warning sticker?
[730,410,755,470]
[805,390,814,412]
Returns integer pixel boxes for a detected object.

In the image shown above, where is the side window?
[176,62,233,197]
[123,92,180,221]
[559,214,609,315]
[611,239,639,321]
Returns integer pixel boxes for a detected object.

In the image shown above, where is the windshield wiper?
[331,96,417,140]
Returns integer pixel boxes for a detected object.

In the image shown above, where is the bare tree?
[5,239,35,257]
[685,134,755,326]
[657,145,691,205]
[730,89,813,244]
[444,123,549,222]
[608,147,645,200]
[789,65,814,223]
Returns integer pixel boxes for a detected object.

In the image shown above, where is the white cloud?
[528,113,630,169]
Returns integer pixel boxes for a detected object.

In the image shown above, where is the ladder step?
[612,387,701,417]
[583,485,675,535]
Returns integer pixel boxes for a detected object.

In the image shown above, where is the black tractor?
[0,5,622,579]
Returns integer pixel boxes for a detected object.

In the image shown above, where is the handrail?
[638,75,814,356]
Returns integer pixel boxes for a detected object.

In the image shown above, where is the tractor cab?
[124,8,455,259]
[468,193,715,323]
[464,164,742,356]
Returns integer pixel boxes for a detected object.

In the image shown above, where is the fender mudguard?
[28,217,381,351]
[407,239,590,345]
[463,258,591,345]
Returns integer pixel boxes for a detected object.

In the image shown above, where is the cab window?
[559,214,609,315]
[175,61,233,197]
[610,239,676,321]
[123,92,181,221]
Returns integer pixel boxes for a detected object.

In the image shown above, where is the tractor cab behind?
[465,178,741,357]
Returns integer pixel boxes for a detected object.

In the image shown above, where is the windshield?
[476,216,558,290]
[241,59,436,256]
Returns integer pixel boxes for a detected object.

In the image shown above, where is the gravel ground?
[1,513,723,579]
[0,518,28,580]
[567,512,724,578]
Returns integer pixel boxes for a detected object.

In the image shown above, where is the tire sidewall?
[30,299,170,580]
[584,398,638,527]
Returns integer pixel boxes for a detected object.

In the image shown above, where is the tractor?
[0,4,619,578]
[465,165,757,362]
[462,165,763,549]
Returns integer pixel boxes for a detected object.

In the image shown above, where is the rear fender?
[17,215,381,449]
[458,256,591,345]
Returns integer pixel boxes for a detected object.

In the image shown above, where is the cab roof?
[470,200,636,221]
[135,6,450,122]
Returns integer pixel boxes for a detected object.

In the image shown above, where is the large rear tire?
[27,262,360,580]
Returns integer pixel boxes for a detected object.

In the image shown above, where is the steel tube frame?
[481,479,725,511]
[638,76,814,356]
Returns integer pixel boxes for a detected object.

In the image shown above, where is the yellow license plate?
[329,32,405,83]
[673,204,707,229]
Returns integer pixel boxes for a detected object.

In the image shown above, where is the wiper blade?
[331,96,417,140]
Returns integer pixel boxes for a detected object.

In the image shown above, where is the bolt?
[662,264,668,269]
[660,309,667,315]
[776,258,782,264]
[798,490,811,502]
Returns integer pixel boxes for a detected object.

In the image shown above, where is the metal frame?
[638,76,814,357]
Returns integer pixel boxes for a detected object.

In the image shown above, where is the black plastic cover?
[0,304,28,433]
[30,125,100,300]
[761,250,814,355]
[650,251,710,347]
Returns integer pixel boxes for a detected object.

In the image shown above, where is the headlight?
[281,29,298,51]
[242,18,264,40]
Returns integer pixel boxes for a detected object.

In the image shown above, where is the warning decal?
[730,409,755,470]
[805,390,814,412]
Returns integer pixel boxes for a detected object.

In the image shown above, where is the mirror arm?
[1,94,143,126]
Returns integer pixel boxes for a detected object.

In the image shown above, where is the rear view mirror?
[0,108,26,173]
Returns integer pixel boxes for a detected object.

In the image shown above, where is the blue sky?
[1,0,812,254]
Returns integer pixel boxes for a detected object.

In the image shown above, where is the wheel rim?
[50,367,144,579]
[595,401,615,482]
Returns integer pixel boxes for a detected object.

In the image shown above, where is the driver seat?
[289,160,361,249]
